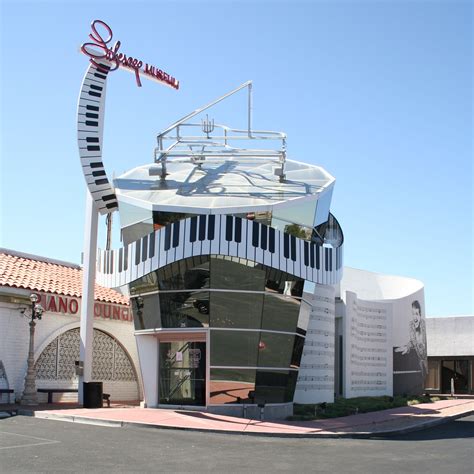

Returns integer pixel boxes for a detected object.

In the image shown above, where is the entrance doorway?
[158,339,206,406]
[441,360,469,393]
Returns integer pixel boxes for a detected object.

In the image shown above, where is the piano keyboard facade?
[77,61,118,215]
[96,215,343,288]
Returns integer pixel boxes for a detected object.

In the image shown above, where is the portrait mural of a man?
[393,299,428,395]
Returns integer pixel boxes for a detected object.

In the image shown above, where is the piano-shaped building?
[81,79,425,418]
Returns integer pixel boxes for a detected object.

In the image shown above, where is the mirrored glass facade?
[130,255,307,404]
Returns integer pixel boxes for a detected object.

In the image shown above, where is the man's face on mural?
[412,306,421,329]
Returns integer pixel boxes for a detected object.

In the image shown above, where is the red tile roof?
[0,250,129,305]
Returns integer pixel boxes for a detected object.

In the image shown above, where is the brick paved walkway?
[26,398,474,437]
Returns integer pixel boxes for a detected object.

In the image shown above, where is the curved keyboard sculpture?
[96,215,343,288]
[77,61,118,215]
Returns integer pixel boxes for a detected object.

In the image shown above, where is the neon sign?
[81,20,179,89]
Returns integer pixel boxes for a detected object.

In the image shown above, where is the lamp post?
[20,294,44,406]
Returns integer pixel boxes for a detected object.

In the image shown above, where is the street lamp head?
[30,293,38,303]
[34,304,44,320]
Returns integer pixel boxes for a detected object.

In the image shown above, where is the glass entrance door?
[441,360,469,393]
[159,340,206,406]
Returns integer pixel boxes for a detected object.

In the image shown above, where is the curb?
[21,407,474,439]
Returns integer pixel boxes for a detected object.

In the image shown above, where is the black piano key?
[269,227,275,253]
[105,202,117,209]
[316,245,320,270]
[90,84,103,91]
[85,120,98,126]
[110,252,113,274]
[290,236,297,262]
[86,105,99,111]
[208,215,215,240]
[198,215,207,241]
[190,216,197,242]
[88,91,101,98]
[336,247,339,269]
[103,252,106,274]
[303,241,309,266]
[90,162,103,168]
[95,178,108,185]
[142,235,148,261]
[234,217,242,243]
[225,215,233,241]
[94,72,107,80]
[329,248,332,271]
[172,221,180,248]
[252,221,259,247]
[149,232,155,258]
[325,248,329,271]
[87,145,100,151]
[283,233,290,258]
[124,246,128,271]
[86,137,99,143]
[310,243,315,268]
[135,239,141,265]
[92,170,106,177]
[119,248,123,272]
[86,113,99,119]
[101,194,115,202]
[261,225,268,250]
[164,225,171,250]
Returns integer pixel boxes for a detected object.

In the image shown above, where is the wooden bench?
[37,388,111,407]
[0,388,14,404]
[37,388,78,404]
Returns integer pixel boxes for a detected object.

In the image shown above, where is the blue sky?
[0,0,472,316]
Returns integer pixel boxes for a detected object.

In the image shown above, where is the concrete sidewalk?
[16,398,474,438]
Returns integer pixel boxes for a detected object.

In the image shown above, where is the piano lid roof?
[113,157,335,214]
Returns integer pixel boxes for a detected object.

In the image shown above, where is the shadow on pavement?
[374,416,474,441]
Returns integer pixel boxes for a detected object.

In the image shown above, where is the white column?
[78,191,99,403]
[294,284,336,404]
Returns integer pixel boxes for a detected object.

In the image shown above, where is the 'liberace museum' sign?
[81,19,179,89]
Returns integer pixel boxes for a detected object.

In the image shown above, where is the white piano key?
[219,215,229,257]
[158,227,167,269]
[174,220,185,262]
[210,215,221,255]
[184,218,194,258]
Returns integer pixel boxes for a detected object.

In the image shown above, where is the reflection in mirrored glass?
[257,333,295,368]
[255,370,298,403]
[211,292,263,329]
[157,257,210,291]
[210,330,259,367]
[261,294,300,333]
[210,256,265,291]
[210,369,256,404]
[159,291,210,328]
[132,293,160,331]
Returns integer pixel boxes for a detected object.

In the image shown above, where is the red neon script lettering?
[81,20,178,89]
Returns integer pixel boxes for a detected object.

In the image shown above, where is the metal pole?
[248,82,253,138]
[79,190,99,404]
[20,314,38,405]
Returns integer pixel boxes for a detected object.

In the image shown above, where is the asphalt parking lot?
[0,414,473,473]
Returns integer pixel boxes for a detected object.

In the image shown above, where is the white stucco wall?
[426,316,474,357]
[0,289,141,403]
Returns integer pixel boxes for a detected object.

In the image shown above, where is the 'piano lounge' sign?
[81,19,179,89]
[34,293,132,323]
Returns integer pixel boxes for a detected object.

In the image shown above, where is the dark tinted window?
[210,292,263,329]
[257,333,295,368]
[261,294,300,333]
[157,257,210,291]
[210,257,265,291]
[132,293,160,330]
[159,291,210,328]
[210,330,259,367]
[255,370,298,404]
